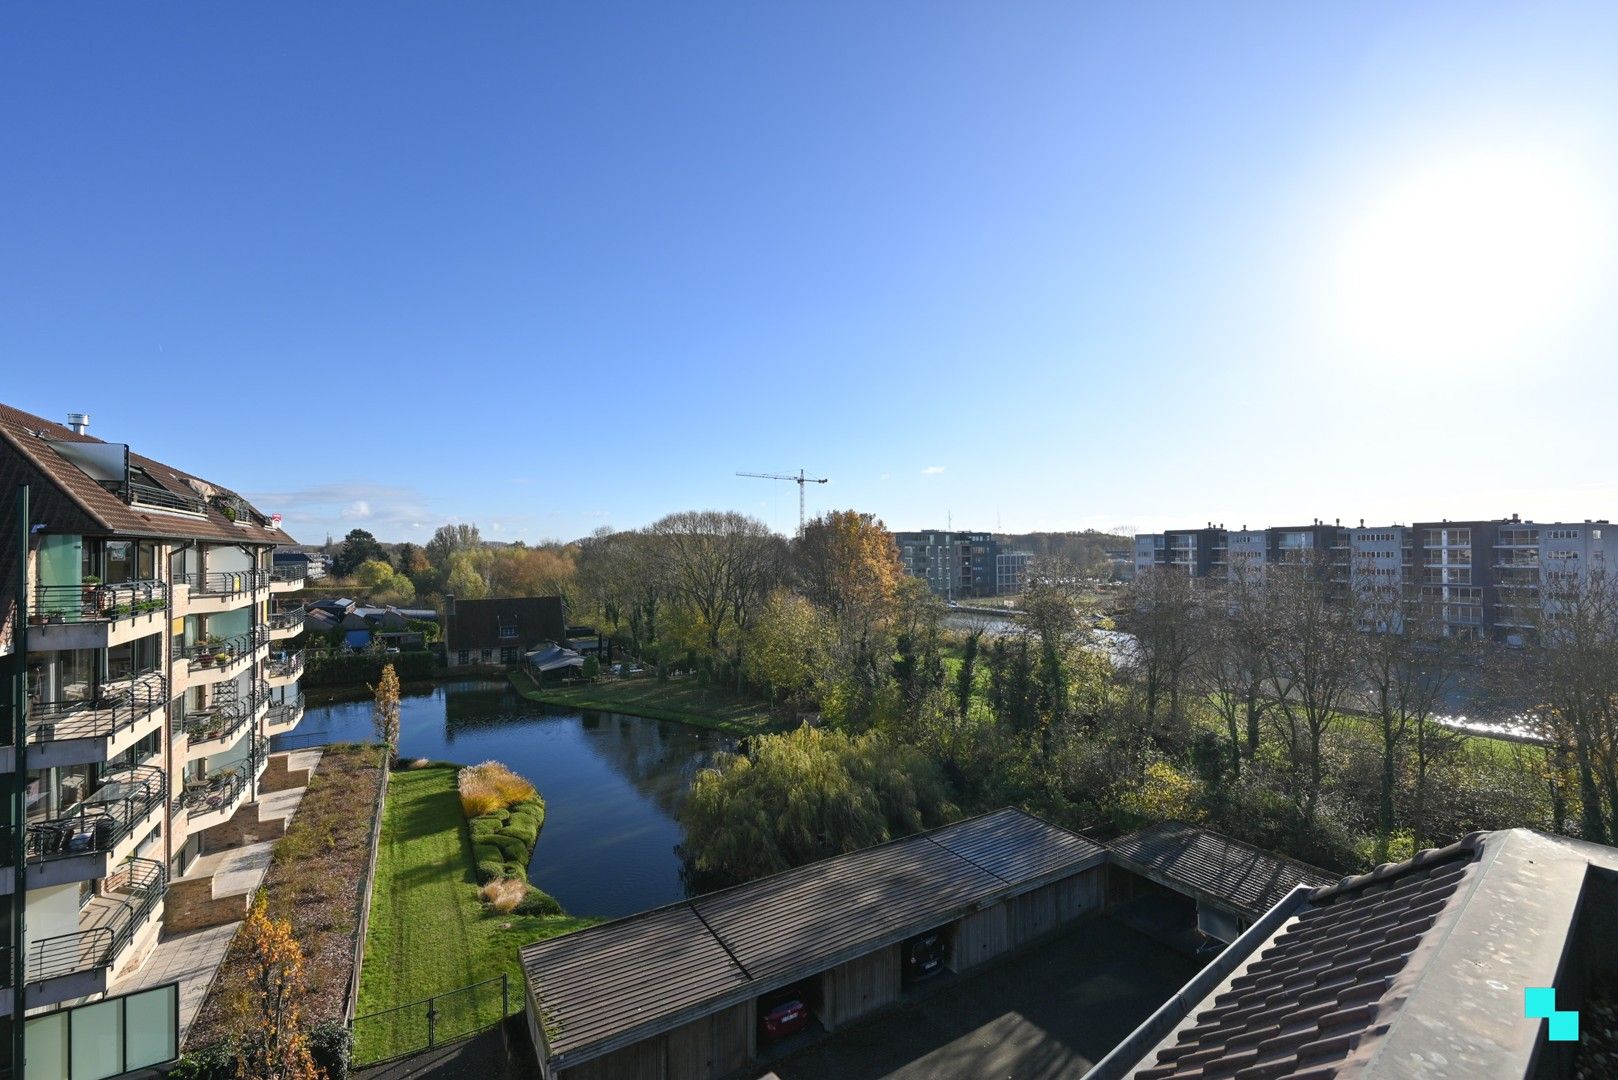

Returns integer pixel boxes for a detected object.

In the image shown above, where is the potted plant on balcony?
[196,649,215,667]
[214,650,231,666]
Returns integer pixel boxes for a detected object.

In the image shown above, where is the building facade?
[0,403,307,1021]
[895,531,1032,598]
[1134,515,1618,642]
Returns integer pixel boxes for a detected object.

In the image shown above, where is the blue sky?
[6,4,1618,544]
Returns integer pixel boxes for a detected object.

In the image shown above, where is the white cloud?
[921,465,946,476]
[341,500,372,520]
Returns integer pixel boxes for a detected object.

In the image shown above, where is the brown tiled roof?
[1109,822,1334,919]
[1133,835,1484,1080]
[446,595,566,652]
[0,401,294,545]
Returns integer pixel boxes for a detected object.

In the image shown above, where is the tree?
[1260,554,1358,829]
[425,523,483,575]
[444,551,489,600]
[795,510,903,633]
[745,590,830,707]
[371,662,400,749]
[680,724,955,888]
[1123,567,1200,724]
[393,542,430,577]
[650,511,781,668]
[331,529,385,578]
[487,544,576,601]
[354,559,416,605]
[230,897,318,1080]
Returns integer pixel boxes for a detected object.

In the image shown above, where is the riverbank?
[354,763,595,1064]
[509,669,781,734]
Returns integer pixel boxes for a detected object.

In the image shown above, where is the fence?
[349,974,512,1066]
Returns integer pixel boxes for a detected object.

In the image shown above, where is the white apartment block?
[0,403,307,1020]
[1133,516,1618,642]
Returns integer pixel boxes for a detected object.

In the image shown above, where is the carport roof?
[520,807,1105,1068]
[1106,822,1333,920]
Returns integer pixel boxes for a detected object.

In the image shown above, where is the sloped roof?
[1108,822,1334,919]
[447,595,566,652]
[521,807,1105,1069]
[0,401,294,544]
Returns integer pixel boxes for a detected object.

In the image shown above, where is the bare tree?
[1123,567,1200,725]
[1191,562,1271,778]
[651,510,780,662]
[1260,553,1358,829]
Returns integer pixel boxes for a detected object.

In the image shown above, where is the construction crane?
[737,469,828,535]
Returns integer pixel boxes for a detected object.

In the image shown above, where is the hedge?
[303,650,436,687]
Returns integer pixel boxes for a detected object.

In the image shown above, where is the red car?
[759,996,809,1041]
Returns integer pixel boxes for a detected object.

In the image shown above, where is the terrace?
[25,581,169,653]
[182,627,268,686]
[267,604,306,640]
[269,564,306,592]
[177,742,266,833]
[265,650,303,686]
[180,692,262,759]
[19,858,167,1007]
[25,673,168,767]
[23,765,168,888]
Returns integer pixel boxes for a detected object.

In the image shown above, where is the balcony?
[179,692,262,762]
[182,627,269,687]
[265,695,304,732]
[18,859,166,1010]
[268,604,306,640]
[177,570,266,616]
[21,765,167,890]
[24,673,167,768]
[265,650,303,687]
[26,581,168,653]
[179,743,265,834]
[269,566,306,593]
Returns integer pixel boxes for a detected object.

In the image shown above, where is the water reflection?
[290,680,732,918]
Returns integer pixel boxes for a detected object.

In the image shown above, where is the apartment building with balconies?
[0,403,307,1019]
[1134,515,1617,642]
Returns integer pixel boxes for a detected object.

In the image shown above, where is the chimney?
[66,412,90,435]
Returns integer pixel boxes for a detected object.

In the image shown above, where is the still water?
[282,680,733,919]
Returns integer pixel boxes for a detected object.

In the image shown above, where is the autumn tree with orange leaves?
[230,897,318,1080]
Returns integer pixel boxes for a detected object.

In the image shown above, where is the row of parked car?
[757,930,948,1042]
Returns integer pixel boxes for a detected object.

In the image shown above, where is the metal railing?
[28,581,168,625]
[265,695,304,727]
[268,604,307,632]
[350,975,511,1066]
[181,570,266,596]
[184,626,269,670]
[269,565,306,586]
[266,651,304,682]
[24,765,167,863]
[178,742,260,820]
[28,672,168,744]
[25,859,167,984]
[124,481,206,515]
[181,691,259,747]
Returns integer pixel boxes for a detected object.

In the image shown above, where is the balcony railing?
[268,605,307,632]
[25,859,167,984]
[24,765,167,863]
[27,672,168,744]
[269,566,306,586]
[28,581,168,626]
[266,695,304,727]
[124,481,206,516]
[181,570,267,596]
[184,626,269,671]
[181,691,260,747]
[266,651,304,682]
[179,742,261,820]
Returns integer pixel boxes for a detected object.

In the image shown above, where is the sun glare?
[1332,147,1607,366]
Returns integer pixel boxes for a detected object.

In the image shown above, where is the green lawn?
[509,669,781,734]
[354,765,596,1064]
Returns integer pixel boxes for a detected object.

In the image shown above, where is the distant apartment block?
[895,531,1032,598]
[1134,516,1617,642]
[0,403,307,1018]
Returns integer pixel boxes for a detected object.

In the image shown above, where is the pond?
[280,679,734,919]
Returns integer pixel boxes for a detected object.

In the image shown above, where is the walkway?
[108,749,323,1044]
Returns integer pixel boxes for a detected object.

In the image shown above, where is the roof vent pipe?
[66,412,89,435]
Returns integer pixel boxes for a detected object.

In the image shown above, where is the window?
[501,647,518,665]
[457,650,469,666]
[499,625,517,640]
[480,649,492,663]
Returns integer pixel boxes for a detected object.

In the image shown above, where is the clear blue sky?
[7,4,1618,544]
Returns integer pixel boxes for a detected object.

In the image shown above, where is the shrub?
[497,821,538,848]
[474,860,503,885]
[170,1042,236,1080]
[308,1020,353,1080]
[514,887,564,916]
[457,760,538,817]
[479,877,526,913]
[469,816,501,837]
[501,861,528,883]
[487,833,528,863]
[472,841,501,865]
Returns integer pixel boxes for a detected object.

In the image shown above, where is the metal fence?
[349,974,512,1066]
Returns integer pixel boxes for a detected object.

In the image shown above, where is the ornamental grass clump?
[457,760,537,817]
[478,878,527,914]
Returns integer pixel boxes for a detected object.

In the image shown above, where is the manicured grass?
[354,764,595,1064]
[509,669,781,734]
